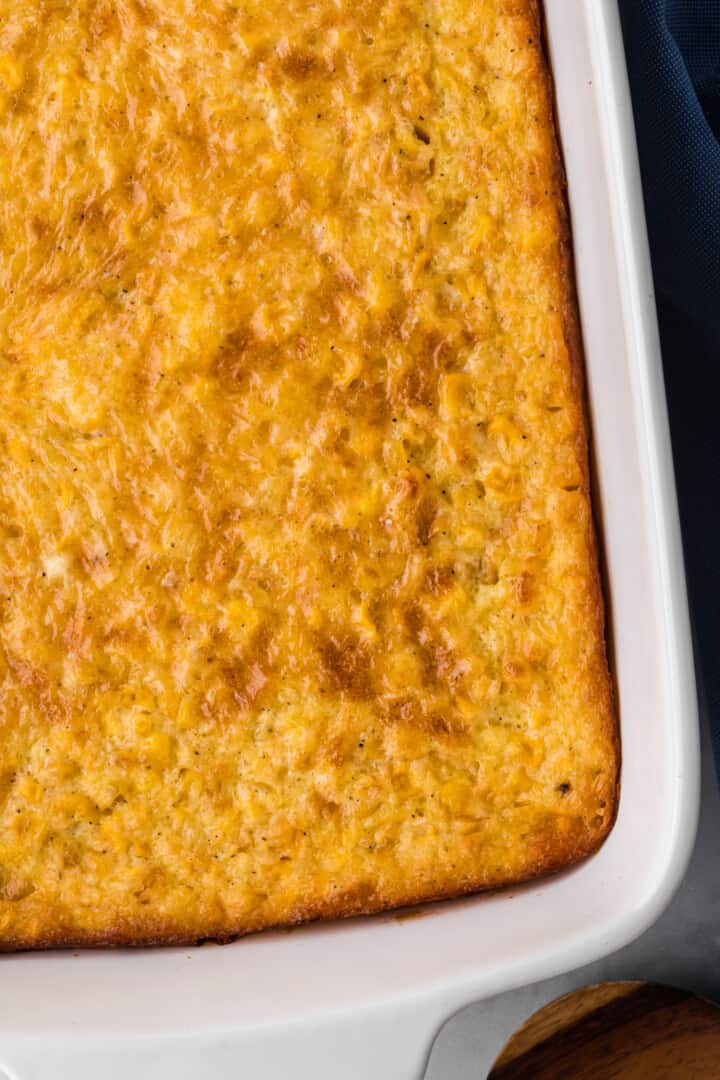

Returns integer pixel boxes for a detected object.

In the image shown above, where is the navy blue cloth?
[619,1,720,775]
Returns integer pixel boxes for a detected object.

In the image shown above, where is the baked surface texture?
[0,0,618,948]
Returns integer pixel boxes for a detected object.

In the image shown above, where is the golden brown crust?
[1,825,608,952]
[0,0,618,950]
[531,0,621,821]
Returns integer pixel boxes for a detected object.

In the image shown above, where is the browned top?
[0,0,617,947]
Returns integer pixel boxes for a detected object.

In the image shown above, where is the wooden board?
[489,981,720,1078]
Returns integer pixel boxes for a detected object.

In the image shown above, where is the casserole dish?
[0,1,699,1077]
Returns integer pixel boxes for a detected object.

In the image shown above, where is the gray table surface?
[424,704,720,1077]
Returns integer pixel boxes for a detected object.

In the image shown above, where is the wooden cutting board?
[488,981,720,1078]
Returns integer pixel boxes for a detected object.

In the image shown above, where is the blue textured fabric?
[619,1,720,776]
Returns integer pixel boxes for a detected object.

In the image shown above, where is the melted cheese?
[0,0,617,945]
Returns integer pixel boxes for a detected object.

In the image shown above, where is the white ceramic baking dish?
[0,2,699,1077]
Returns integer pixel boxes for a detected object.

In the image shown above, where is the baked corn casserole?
[0,0,618,948]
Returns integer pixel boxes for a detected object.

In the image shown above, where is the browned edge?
[534,0,621,830]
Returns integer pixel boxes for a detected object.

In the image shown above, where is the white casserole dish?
[0,2,699,1077]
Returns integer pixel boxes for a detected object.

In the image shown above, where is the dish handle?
[0,998,456,1079]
